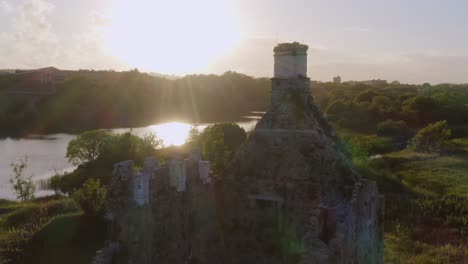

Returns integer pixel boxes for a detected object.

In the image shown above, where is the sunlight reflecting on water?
[0,114,263,199]
[149,122,192,146]
[111,118,260,147]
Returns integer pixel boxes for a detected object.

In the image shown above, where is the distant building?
[362,79,387,87]
[333,75,341,84]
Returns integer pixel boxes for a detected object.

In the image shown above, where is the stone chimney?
[271,42,311,106]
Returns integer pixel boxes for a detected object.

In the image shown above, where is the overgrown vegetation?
[322,81,468,262]
[343,137,468,262]
[0,197,80,263]
[314,82,468,136]
[408,120,452,153]
[187,123,246,176]
[50,131,161,194]
[72,179,107,218]
[9,156,35,201]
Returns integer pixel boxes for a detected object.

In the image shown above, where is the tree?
[408,120,451,153]
[10,156,35,201]
[72,178,107,217]
[142,132,164,151]
[66,130,112,165]
[369,96,394,115]
[355,89,378,103]
[186,125,201,147]
[326,100,349,117]
[377,119,412,139]
[402,96,439,125]
[199,123,246,176]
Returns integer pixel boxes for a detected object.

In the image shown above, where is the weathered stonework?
[271,42,310,106]
[98,41,383,264]
[217,42,384,263]
[103,155,219,264]
[219,45,384,261]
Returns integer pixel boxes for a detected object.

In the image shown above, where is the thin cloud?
[0,0,12,13]
[0,0,125,70]
[345,26,370,32]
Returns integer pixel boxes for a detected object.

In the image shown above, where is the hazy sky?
[1,0,468,84]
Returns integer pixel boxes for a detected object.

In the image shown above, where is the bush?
[66,130,112,165]
[196,123,247,176]
[0,198,78,262]
[408,121,451,153]
[377,119,412,139]
[72,178,107,218]
[55,131,163,194]
[4,199,77,229]
[10,156,35,201]
[0,227,31,262]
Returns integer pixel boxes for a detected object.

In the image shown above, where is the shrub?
[4,199,77,229]
[0,198,78,262]
[197,123,247,176]
[66,130,112,165]
[355,89,378,103]
[0,227,31,263]
[326,100,349,117]
[10,156,35,201]
[377,119,412,139]
[72,178,107,218]
[408,121,451,153]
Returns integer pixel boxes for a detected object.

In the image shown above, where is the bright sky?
[1,0,468,84]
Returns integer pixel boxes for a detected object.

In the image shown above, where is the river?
[0,116,262,200]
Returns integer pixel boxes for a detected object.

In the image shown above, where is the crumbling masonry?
[95,42,384,264]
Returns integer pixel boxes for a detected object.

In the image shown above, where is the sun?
[150,122,192,146]
[103,0,241,74]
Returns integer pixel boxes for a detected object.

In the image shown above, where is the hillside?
[0,69,270,137]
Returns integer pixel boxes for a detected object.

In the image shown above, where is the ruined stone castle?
[96,42,384,264]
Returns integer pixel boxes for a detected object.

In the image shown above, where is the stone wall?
[104,154,221,264]
[271,77,310,106]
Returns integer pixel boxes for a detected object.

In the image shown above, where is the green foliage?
[408,121,451,153]
[355,89,378,103]
[55,131,162,194]
[413,196,468,231]
[72,179,107,218]
[0,197,79,262]
[49,174,63,195]
[66,130,112,165]
[99,132,161,163]
[0,227,31,262]
[377,119,412,139]
[326,100,348,117]
[266,213,303,264]
[402,96,440,125]
[9,156,35,201]
[369,95,396,116]
[195,123,246,176]
[385,232,468,263]
[313,82,468,140]
[342,137,369,161]
[185,125,201,147]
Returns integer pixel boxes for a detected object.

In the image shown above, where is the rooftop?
[273,42,308,53]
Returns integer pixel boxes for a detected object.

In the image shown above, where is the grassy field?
[0,196,106,264]
[352,137,468,263]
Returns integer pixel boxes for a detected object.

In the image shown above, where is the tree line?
[313,82,468,139]
[0,70,270,137]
